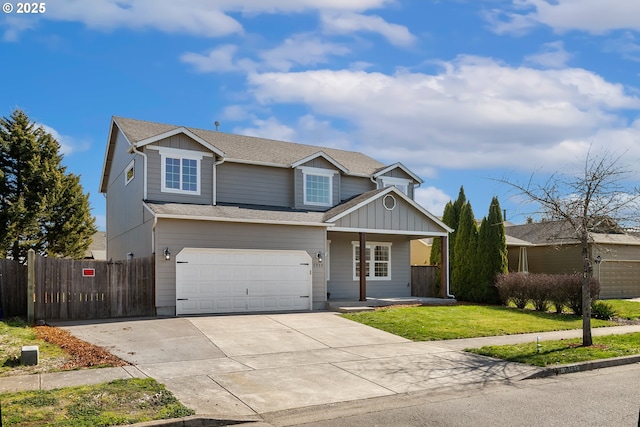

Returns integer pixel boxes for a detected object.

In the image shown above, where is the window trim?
[160,150,203,195]
[379,176,411,195]
[300,166,335,207]
[125,159,135,186]
[351,241,392,281]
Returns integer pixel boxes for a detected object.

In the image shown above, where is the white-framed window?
[352,242,392,280]
[379,176,411,195]
[301,167,334,206]
[125,160,135,185]
[160,151,202,195]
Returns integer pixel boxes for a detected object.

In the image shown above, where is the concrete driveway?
[57,312,538,418]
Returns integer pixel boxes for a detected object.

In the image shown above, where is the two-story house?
[99,117,452,316]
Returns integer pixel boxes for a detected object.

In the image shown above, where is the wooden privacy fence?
[1,253,156,321]
[0,258,28,318]
[411,265,439,298]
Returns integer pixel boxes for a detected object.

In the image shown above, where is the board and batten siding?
[216,162,293,207]
[333,195,443,233]
[327,232,411,299]
[154,219,327,314]
[106,128,151,260]
[145,146,214,205]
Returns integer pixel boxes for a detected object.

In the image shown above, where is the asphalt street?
[262,363,640,427]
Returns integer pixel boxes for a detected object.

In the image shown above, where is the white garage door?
[175,248,313,315]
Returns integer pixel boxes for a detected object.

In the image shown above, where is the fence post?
[27,249,35,324]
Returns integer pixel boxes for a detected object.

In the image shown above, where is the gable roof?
[324,186,453,233]
[112,116,385,175]
[505,220,640,246]
[372,162,423,184]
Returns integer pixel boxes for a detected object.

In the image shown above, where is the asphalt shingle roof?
[114,116,385,176]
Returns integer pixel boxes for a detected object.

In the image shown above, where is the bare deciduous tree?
[499,149,640,346]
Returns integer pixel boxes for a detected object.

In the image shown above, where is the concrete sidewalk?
[1,313,640,423]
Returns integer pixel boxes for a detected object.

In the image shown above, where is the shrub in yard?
[591,300,616,320]
[564,274,600,315]
[528,274,554,312]
[495,273,530,309]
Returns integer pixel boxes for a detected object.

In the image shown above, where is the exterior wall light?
[317,251,323,263]
[127,252,134,260]
[164,247,171,261]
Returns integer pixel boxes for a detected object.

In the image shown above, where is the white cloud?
[42,0,244,37]
[3,0,395,40]
[233,117,297,142]
[321,11,416,47]
[525,41,572,68]
[180,45,241,73]
[259,34,350,71]
[489,0,640,35]
[246,55,640,174]
[414,186,451,217]
[39,124,89,156]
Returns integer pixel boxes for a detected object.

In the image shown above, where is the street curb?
[522,354,640,379]
[127,415,266,426]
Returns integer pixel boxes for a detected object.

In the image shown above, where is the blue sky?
[2,0,640,230]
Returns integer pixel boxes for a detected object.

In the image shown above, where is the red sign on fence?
[82,268,95,277]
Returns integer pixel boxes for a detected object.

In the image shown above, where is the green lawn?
[0,378,194,426]
[467,332,640,367]
[606,299,640,320]
[0,318,71,376]
[341,305,616,341]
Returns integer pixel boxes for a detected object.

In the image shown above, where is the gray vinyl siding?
[106,128,150,260]
[294,167,340,210]
[333,195,445,233]
[216,162,293,207]
[341,176,375,202]
[145,145,214,205]
[327,232,411,299]
[154,219,327,313]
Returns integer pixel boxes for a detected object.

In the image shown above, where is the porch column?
[439,235,448,298]
[359,232,367,301]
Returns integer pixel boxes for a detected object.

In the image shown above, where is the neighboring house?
[505,221,640,299]
[84,231,106,260]
[99,117,453,316]
[410,239,432,266]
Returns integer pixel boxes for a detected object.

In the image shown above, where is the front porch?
[326,296,457,313]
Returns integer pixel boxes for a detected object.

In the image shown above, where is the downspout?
[445,235,455,299]
[213,157,225,205]
[129,144,148,200]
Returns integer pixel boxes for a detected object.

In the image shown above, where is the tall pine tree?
[0,109,96,261]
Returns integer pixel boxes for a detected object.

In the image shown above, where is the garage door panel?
[176,248,313,315]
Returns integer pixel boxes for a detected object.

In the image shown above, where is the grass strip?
[466,332,640,367]
[0,377,195,426]
[341,305,615,341]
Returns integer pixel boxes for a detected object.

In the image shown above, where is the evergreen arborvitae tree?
[475,197,508,303]
[429,201,456,294]
[0,109,97,261]
[451,201,478,300]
